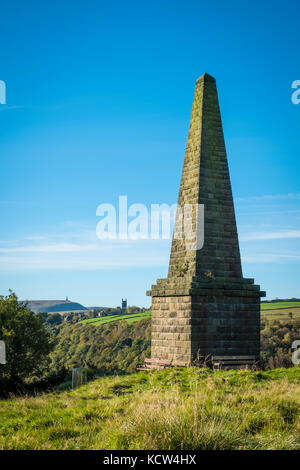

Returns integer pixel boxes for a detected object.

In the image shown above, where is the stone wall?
[151,296,192,365]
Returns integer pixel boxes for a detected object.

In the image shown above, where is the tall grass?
[0,368,299,450]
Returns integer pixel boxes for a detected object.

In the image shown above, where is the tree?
[46,313,63,325]
[0,292,53,394]
[127,306,139,314]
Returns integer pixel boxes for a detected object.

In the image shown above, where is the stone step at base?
[212,355,257,370]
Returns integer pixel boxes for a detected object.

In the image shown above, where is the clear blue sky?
[0,0,299,306]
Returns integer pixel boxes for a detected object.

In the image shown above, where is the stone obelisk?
[147,73,265,366]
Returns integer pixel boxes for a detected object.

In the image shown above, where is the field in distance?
[79,310,151,326]
[78,302,300,326]
[261,301,300,310]
[261,301,300,322]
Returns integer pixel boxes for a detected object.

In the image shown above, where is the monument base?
[150,289,262,366]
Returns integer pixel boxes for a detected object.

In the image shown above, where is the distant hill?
[23,300,87,314]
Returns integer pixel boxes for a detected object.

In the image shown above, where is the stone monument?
[147,73,265,367]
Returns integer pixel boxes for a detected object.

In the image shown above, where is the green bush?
[0,292,53,396]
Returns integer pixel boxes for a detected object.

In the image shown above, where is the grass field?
[0,367,299,450]
[79,311,151,326]
[262,308,300,322]
[261,302,300,311]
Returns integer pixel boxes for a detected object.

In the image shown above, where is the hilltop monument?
[147,73,265,367]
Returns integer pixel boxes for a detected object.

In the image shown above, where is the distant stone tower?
[121,298,127,314]
[147,73,265,366]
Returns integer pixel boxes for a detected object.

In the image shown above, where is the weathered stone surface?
[147,73,265,366]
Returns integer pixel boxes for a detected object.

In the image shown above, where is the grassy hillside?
[47,315,299,378]
[49,318,151,374]
[79,311,151,326]
[0,367,299,450]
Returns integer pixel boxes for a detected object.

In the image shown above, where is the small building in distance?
[121,298,127,314]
